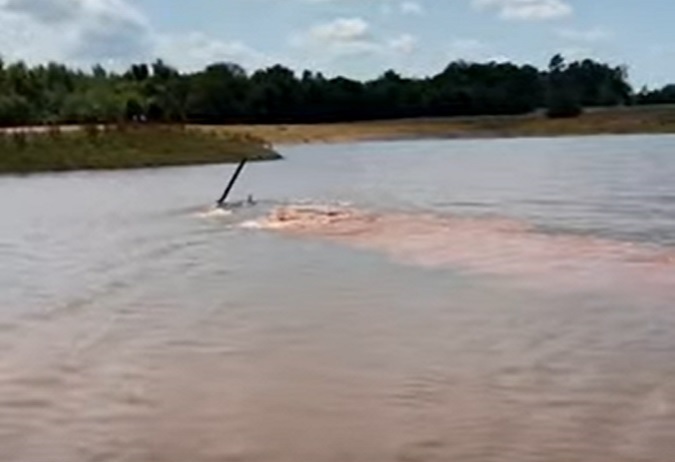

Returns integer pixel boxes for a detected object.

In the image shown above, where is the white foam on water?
[195,206,233,219]
[239,219,266,230]
[243,204,360,231]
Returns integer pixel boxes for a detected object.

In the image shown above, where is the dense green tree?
[126,64,150,82]
[185,63,249,122]
[0,93,32,125]
[125,98,144,121]
[546,54,583,118]
[636,84,675,105]
[0,53,643,127]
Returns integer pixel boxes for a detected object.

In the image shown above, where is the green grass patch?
[0,125,282,174]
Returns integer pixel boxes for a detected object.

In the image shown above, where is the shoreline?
[0,126,281,175]
[2,105,675,174]
[195,105,675,145]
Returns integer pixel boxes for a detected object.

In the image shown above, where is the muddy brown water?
[2,135,675,462]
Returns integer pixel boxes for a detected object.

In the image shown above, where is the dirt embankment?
[195,105,675,145]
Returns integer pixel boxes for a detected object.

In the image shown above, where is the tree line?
[0,53,659,127]
[636,84,675,105]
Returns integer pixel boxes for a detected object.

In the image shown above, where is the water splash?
[195,206,234,219]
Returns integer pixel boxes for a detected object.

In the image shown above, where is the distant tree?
[185,62,249,122]
[151,59,178,81]
[92,64,107,79]
[546,54,583,118]
[126,63,150,82]
[549,54,565,74]
[146,102,163,122]
[636,84,675,105]
[248,65,301,122]
[125,98,144,121]
[0,93,32,125]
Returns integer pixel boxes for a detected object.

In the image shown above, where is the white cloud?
[0,0,153,65]
[556,27,612,42]
[294,16,421,58]
[389,34,418,54]
[291,17,383,59]
[309,17,371,43]
[472,0,572,20]
[305,0,424,17]
[400,1,425,15]
[0,0,273,72]
[3,0,80,22]
[0,10,72,64]
[156,33,276,73]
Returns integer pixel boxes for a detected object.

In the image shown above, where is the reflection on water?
[1,135,675,462]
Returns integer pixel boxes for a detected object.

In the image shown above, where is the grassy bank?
[198,105,675,144]
[0,125,281,174]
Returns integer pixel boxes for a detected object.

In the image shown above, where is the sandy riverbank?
[194,105,675,145]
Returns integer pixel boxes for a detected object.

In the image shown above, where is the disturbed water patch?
[244,204,675,293]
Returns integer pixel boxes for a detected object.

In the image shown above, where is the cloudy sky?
[0,0,672,87]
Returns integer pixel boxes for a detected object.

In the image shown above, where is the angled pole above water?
[217,158,248,206]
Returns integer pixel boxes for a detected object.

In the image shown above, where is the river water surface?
[2,135,675,462]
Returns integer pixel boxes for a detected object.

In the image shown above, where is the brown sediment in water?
[250,205,675,292]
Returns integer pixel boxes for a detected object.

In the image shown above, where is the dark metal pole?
[217,158,248,206]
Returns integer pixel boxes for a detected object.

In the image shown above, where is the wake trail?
[243,204,675,295]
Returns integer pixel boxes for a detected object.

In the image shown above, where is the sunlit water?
[2,135,675,462]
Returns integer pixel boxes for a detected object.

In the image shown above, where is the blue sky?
[0,0,673,87]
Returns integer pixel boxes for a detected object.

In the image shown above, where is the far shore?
[4,106,675,147]
[194,105,675,145]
